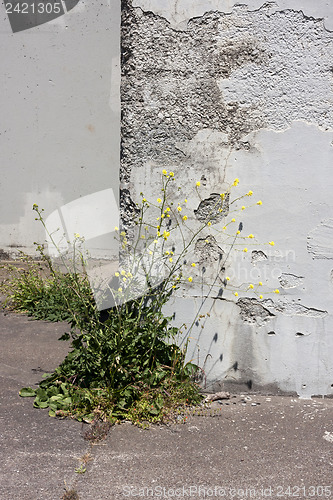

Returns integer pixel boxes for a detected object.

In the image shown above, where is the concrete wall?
[1,0,332,397]
[0,0,120,258]
[121,0,333,396]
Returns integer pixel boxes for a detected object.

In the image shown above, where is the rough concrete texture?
[0,304,333,500]
[121,0,333,396]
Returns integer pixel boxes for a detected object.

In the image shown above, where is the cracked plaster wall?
[122,0,333,396]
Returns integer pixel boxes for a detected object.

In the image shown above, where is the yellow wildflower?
[258,281,263,286]
[207,221,212,226]
[247,190,253,196]
[248,234,254,239]
[191,263,196,267]
[114,226,119,231]
[243,248,248,252]
[249,284,254,289]
[121,270,126,276]
[115,272,120,277]
[169,171,174,177]
[157,198,162,203]
[183,215,188,221]
[226,276,230,281]
[188,277,193,282]
[177,206,182,212]
[257,200,262,205]
[234,292,238,297]
[184,199,188,203]
[274,289,280,294]
[259,295,263,299]
[169,257,173,263]
[233,178,239,186]
[196,181,201,187]
[231,218,236,222]
[118,287,122,293]
[162,169,167,175]
[269,241,275,246]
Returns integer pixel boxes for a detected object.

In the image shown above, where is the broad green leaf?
[19,387,36,397]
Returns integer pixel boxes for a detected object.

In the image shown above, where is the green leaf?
[19,387,36,397]
[33,399,49,409]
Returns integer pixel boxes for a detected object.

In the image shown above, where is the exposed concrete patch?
[121,1,267,186]
[307,219,333,259]
[251,250,268,264]
[195,235,224,264]
[278,273,304,289]
[263,298,328,318]
[237,297,275,324]
[217,9,333,133]
[119,188,140,233]
[0,249,10,260]
[194,192,229,224]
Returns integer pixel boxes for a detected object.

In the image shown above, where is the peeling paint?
[263,299,327,318]
[307,219,333,259]
[278,273,304,289]
[251,250,268,264]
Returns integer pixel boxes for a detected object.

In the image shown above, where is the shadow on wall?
[44,189,170,311]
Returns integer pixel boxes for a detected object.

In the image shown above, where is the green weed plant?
[0,172,277,427]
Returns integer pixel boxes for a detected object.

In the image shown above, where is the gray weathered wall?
[121,0,333,396]
[0,0,120,258]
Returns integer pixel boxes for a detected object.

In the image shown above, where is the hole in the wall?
[218,288,223,297]
[219,354,223,362]
[195,321,199,327]
[302,384,307,389]
[246,380,252,389]
[296,332,305,337]
[331,384,333,387]
[267,331,276,335]
[213,332,218,342]
[233,361,238,371]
